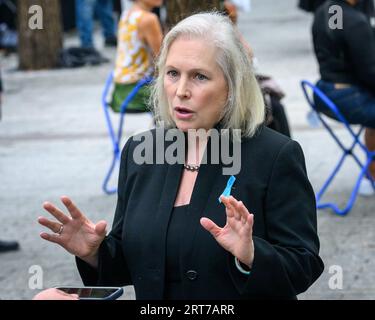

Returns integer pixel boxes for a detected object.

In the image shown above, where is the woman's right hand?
[38,196,107,266]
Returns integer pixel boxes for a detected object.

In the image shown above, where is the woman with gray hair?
[152,12,264,138]
[38,12,323,299]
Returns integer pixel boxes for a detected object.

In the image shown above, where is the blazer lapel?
[180,134,223,266]
[147,128,231,298]
[149,144,184,299]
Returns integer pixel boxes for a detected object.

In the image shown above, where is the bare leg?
[365,128,375,179]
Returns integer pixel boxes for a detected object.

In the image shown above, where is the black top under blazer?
[77,125,324,299]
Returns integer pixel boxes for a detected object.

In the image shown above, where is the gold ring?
[57,224,64,235]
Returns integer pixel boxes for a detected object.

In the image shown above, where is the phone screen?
[58,287,121,299]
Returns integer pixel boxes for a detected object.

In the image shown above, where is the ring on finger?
[56,224,64,235]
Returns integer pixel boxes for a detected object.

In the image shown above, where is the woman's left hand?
[200,195,254,268]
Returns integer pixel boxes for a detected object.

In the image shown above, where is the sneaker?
[358,178,375,197]
[0,240,20,253]
[105,36,117,47]
[306,110,321,128]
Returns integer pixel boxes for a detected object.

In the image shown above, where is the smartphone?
[55,286,124,300]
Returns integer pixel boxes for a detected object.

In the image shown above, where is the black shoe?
[59,47,109,68]
[0,240,20,253]
[82,47,110,65]
[105,36,117,47]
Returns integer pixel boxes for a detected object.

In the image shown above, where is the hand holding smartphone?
[55,286,124,300]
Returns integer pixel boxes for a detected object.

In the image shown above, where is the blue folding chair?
[301,80,375,216]
[102,72,153,194]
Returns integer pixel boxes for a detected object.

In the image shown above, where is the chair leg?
[317,157,373,216]
[101,76,153,195]
[340,159,374,215]
[316,152,346,204]
[102,149,120,195]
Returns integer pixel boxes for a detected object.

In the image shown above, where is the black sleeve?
[76,138,133,286]
[0,71,3,93]
[345,17,375,92]
[228,140,324,298]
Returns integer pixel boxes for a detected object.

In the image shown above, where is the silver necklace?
[184,164,200,172]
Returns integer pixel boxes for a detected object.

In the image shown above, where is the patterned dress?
[111,9,154,113]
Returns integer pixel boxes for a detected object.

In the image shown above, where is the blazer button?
[186,270,198,281]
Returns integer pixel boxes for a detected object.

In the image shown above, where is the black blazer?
[77,126,324,299]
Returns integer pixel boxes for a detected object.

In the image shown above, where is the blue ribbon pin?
[218,175,236,203]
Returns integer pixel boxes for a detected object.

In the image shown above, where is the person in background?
[223,0,238,24]
[298,0,327,12]
[110,0,163,113]
[312,0,375,196]
[222,0,291,137]
[75,0,117,48]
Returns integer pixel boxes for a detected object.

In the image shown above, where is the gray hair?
[150,12,265,138]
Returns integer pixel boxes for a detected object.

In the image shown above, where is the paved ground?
[0,0,374,300]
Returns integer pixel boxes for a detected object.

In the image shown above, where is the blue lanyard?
[218,175,236,203]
